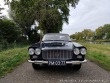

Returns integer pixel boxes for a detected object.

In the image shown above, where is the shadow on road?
[33,65,81,75]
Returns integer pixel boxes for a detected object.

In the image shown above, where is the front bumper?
[28,59,87,65]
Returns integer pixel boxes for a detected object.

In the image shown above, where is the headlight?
[29,48,34,55]
[74,48,80,55]
[35,48,41,55]
[80,48,87,55]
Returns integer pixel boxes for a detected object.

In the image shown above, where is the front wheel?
[32,63,41,70]
[74,64,82,70]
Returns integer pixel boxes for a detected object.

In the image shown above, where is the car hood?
[41,41,73,50]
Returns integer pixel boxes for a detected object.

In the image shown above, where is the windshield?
[42,34,71,41]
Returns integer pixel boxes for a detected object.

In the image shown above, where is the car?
[28,33,87,70]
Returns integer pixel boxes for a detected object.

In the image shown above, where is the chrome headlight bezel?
[80,48,87,55]
[74,48,80,55]
[29,48,34,55]
[35,48,41,55]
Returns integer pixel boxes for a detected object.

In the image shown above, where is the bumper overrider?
[28,59,87,65]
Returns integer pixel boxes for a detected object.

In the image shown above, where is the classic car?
[28,33,87,70]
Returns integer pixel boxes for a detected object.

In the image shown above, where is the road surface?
[0,60,110,83]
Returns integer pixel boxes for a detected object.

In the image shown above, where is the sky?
[0,0,110,35]
[62,0,110,35]
[0,0,9,17]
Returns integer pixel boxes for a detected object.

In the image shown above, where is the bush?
[0,19,20,43]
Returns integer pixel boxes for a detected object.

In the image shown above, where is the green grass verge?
[82,43,110,71]
[0,46,28,77]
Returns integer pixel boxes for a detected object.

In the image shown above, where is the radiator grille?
[42,50,72,60]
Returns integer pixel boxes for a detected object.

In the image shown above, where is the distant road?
[0,60,110,83]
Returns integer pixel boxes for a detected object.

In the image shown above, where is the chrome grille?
[42,50,72,60]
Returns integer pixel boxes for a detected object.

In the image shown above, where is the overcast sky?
[0,0,110,35]
[0,0,8,17]
[62,0,110,35]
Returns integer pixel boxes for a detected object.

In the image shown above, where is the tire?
[32,63,41,70]
[74,64,82,70]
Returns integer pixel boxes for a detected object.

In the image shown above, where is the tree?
[70,24,110,41]
[82,29,94,40]
[5,0,79,42]
[70,29,94,40]
[102,24,110,39]
[70,33,76,39]
[95,27,104,39]
[95,24,110,39]
[0,19,19,43]
[38,9,63,33]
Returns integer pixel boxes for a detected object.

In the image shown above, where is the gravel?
[0,60,110,83]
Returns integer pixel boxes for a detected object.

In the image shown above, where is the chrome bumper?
[28,59,87,65]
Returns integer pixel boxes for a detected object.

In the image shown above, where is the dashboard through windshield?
[42,34,71,41]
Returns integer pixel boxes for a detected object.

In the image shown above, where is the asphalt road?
[0,60,110,83]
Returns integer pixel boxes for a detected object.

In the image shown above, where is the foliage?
[5,0,79,41]
[82,29,94,40]
[70,24,110,41]
[96,24,110,39]
[0,46,28,77]
[38,9,63,33]
[0,19,28,51]
[28,29,40,44]
[0,19,20,43]
[70,29,94,40]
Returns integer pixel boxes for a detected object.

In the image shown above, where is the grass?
[0,42,29,52]
[0,43,110,77]
[0,46,28,77]
[82,43,110,71]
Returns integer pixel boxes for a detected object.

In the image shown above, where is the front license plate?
[48,61,66,66]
